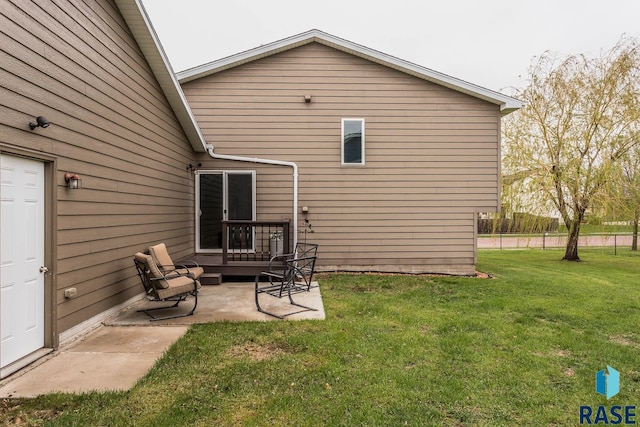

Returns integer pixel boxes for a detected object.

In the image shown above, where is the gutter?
[205,144,299,250]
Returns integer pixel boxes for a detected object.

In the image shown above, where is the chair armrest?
[178,259,200,268]
[269,252,293,271]
[157,260,200,275]
[155,268,190,280]
[173,265,192,276]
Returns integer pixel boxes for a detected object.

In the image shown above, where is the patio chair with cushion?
[134,252,201,321]
[148,243,204,280]
[255,254,318,319]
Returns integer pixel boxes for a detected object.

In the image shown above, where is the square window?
[341,119,365,165]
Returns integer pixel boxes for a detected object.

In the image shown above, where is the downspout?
[205,144,298,250]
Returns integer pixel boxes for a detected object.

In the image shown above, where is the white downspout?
[205,144,298,250]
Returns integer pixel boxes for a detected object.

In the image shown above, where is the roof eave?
[177,29,522,115]
[114,0,207,152]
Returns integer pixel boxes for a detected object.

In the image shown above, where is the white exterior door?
[0,155,45,369]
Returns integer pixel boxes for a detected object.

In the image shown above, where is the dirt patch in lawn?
[226,342,287,362]
[609,334,638,347]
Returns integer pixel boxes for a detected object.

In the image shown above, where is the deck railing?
[222,220,290,263]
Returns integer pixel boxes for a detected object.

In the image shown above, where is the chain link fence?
[478,233,635,254]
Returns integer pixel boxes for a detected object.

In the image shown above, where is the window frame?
[341,118,365,166]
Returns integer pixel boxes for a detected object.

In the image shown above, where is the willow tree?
[502,37,640,261]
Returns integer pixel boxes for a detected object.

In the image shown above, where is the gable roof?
[177,29,522,115]
[114,0,208,152]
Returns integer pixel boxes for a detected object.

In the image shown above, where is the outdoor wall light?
[64,172,81,189]
[29,116,50,130]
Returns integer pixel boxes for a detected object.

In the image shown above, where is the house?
[0,0,520,377]
[178,30,521,276]
[0,0,207,377]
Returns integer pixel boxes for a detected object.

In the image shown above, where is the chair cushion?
[149,243,175,271]
[156,276,200,299]
[175,267,205,280]
[134,252,149,264]
[136,252,170,289]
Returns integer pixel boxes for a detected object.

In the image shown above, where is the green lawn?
[3,249,640,426]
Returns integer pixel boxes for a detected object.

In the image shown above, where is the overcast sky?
[142,0,640,94]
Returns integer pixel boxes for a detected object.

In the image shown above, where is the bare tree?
[502,37,640,261]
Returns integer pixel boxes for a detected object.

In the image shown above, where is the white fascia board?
[114,0,208,152]
[177,31,320,83]
[177,29,522,115]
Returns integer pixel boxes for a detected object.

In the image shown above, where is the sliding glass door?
[196,171,255,252]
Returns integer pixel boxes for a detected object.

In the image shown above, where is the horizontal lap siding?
[187,43,500,274]
[1,0,196,332]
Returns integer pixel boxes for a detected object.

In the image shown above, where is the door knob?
[39,266,49,273]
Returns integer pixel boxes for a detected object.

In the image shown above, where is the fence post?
[222,221,228,264]
[615,234,617,255]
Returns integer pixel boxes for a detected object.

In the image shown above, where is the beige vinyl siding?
[186,42,501,274]
[1,0,196,332]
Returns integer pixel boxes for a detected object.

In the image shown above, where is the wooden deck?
[191,254,273,284]
[190,220,291,284]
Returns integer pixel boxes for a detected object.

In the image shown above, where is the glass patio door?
[196,171,255,252]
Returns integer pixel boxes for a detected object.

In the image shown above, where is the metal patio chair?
[289,242,319,260]
[134,252,201,321]
[255,255,318,319]
[267,242,318,284]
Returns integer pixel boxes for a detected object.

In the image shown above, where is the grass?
[3,249,640,426]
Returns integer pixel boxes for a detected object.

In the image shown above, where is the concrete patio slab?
[0,282,325,398]
[106,282,325,325]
